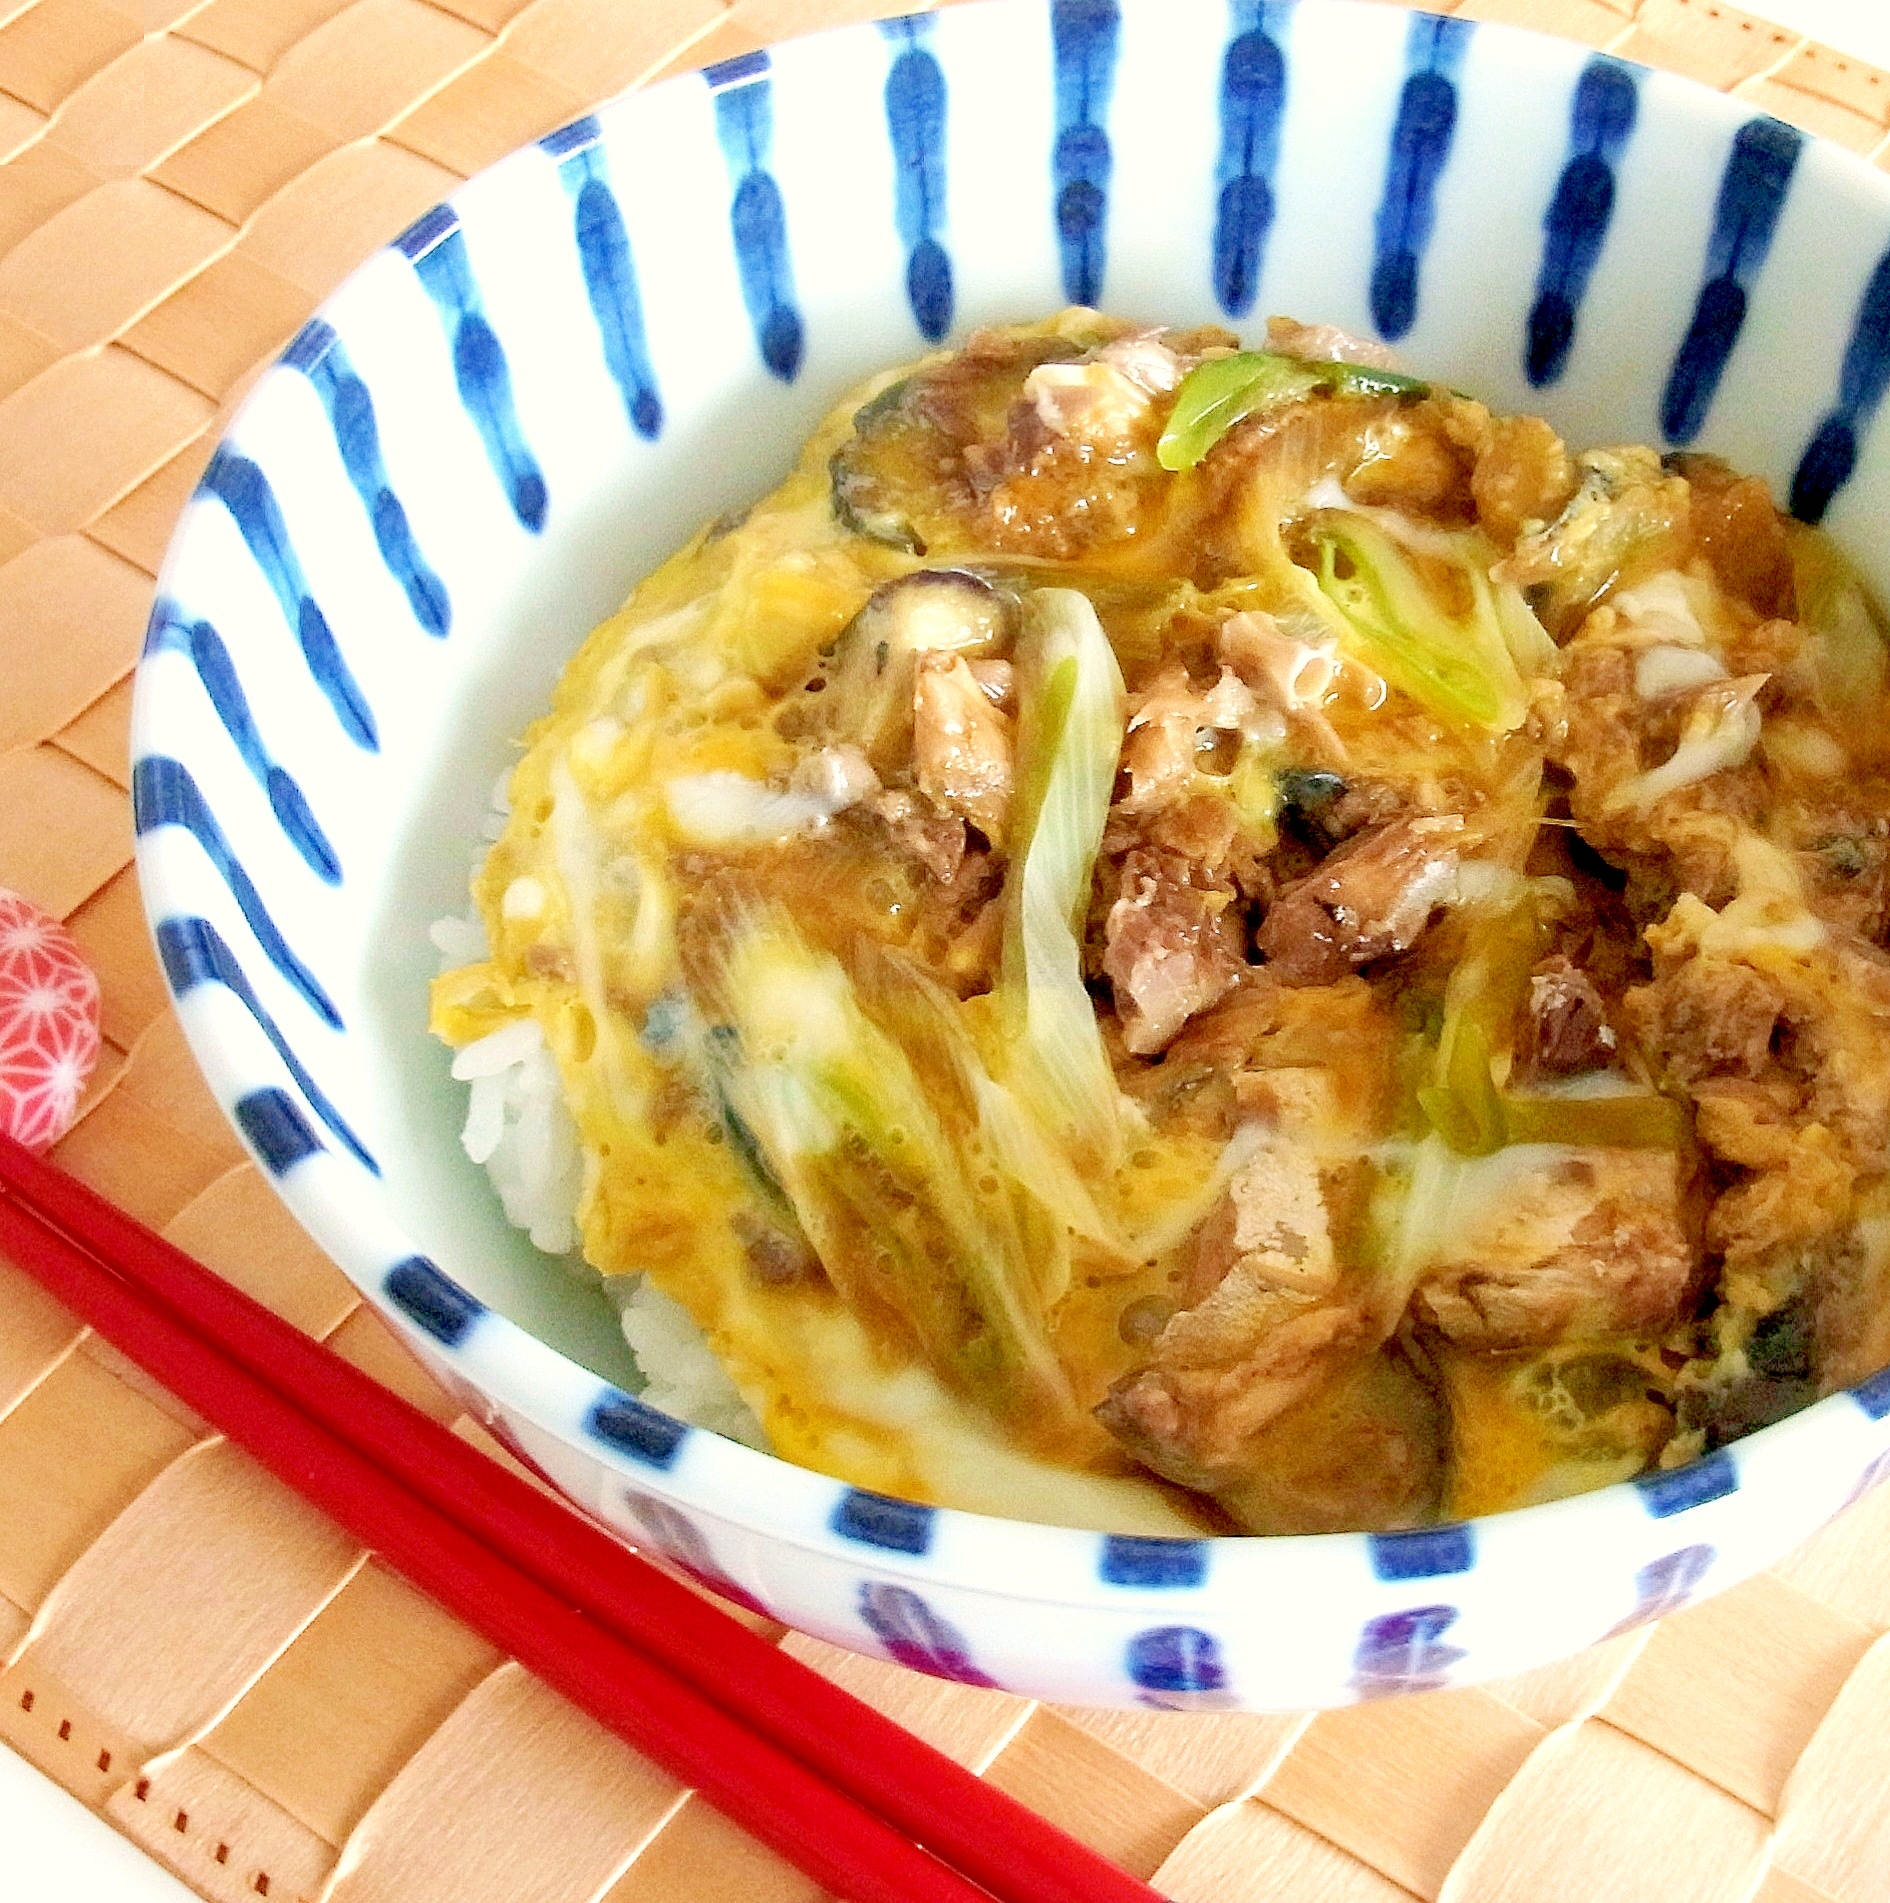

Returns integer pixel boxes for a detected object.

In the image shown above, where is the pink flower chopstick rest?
[0,889,101,1151]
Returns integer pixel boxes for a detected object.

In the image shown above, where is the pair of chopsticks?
[0,1131,1173,1903]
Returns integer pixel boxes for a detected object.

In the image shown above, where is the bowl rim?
[129,0,1890,1641]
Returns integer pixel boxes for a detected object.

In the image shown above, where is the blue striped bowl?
[133,0,1890,1710]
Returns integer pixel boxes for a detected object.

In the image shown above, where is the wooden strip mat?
[4,0,1890,1897]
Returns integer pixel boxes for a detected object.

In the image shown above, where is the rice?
[448,1016,583,1255]
[617,1278,771,1449]
[434,793,767,1445]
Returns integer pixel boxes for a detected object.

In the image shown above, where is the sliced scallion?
[1157,352,1428,471]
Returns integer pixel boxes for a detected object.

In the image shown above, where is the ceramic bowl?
[132,0,1890,1710]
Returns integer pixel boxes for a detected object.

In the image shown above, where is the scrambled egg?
[435,311,1890,1534]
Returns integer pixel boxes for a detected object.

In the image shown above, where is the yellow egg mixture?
[434,310,1890,1535]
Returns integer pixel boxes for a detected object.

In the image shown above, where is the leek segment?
[697,912,1079,1441]
[999,589,1135,1172]
[1418,903,1688,1154]
[1416,1019,1506,1157]
[1312,517,1533,732]
[856,945,1124,1310]
[1790,522,1889,722]
[1500,1094,1689,1149]
[1418,904,1544,1157]
[1157,352,1429,471]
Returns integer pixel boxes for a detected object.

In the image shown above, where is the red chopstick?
[0,1135,1174,1903]
[0,1188,990,1903]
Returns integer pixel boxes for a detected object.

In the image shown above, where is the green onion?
[1420,903,1541,1157]
[999,590,1134,1171]
[1157,352,1429,471]
[1417,1022,1505,1157]
[695,911,1077,1435]
[854,943,1126,1306]
[1500,1093,1690,1150]
[1791,524,1888,719]
[1417,903,1688,1155]
[1312,516,1532,731]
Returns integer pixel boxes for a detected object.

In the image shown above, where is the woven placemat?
[4,0,1890,1897]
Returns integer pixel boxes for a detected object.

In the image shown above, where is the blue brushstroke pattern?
[832,1488,935,1553]
[281,319,451,635]
[1661,116,1803,444]
[542,119,664,439]
[233,1087,324,1176]
[1369,1524,1474,1581]
[708,58,805,382]
[539,116,600,162]
[1370,13,1473,342]
[1790,243,1890,522]
[703,50,767,89]
[196,450,378,751]
[1527,57,1639,386]
[1051,0,1120,308]
[1212,1,1289,318]
[143,601,340,884]
[1100,1534,1207,1588]
[1634,1449,1739,1517]
[156,914,377,1172]
[385,1256,487,1346]
[587,1389,689,1467]
[1351,1604,1465,1698]
[132,756,341,1029]
[395,205,548,530]
[881,18,952,341]
[1856,1364,1890,1421]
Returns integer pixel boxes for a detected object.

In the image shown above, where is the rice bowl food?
[134,0,1890,1706]
[431,308,1890,1539]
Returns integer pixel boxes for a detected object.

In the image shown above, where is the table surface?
[6,0,1890,1898]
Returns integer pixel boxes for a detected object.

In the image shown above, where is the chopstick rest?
[0,891,100,1151]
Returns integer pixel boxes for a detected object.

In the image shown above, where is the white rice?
[617,1278,770,1449]
[449,1017,584,1256]
[435,786,766,1444]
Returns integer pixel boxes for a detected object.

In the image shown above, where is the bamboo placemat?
[4,0,1890,1897]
